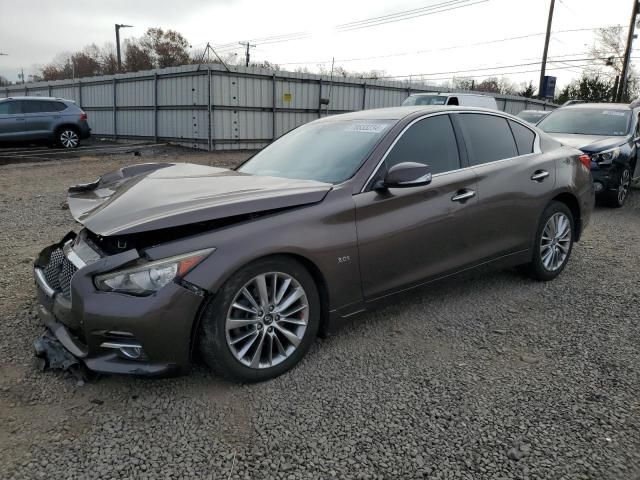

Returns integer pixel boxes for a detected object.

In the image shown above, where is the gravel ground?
[1,146,639,480]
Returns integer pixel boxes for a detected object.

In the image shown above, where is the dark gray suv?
[0,96,91,148]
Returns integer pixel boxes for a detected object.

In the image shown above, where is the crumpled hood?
[67,163,332,236]
[547,133,627,153]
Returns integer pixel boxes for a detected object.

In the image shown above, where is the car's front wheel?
[198,256,320,382]
[57,127,80,148]
[524,201,574,281]
[604,167,630,208]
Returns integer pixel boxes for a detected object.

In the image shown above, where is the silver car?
[0,96,91,148]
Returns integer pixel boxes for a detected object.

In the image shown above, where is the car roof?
[561,102,631,110]
[317,105,509,122]
[0,96,71,102]
[408,92,489,97]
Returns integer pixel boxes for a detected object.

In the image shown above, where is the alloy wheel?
[225,272,309,369]
[618,169,630,205]
[540,212,571,272]
[59,130,79,148]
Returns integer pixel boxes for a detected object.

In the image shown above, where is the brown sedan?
[33,106,595,382]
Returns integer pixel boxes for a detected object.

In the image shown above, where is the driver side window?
[384,115,461,175]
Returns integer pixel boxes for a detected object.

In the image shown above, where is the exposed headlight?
[95,248,214,295]
[591,147,620,165]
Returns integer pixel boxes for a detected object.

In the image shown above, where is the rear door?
[455,112,556,259]
[21,100,67,139]
[0,100,26,140]
[355,113,481,299]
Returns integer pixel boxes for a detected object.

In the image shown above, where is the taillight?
[578,154,591,170]
[80,112,87,121]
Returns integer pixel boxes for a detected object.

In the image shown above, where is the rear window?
[402,95,448,106]
[459,114,518,165]
[509,120,536,155]
[538,108,631,136]
[21,100,68,114]
[517,111,548,124]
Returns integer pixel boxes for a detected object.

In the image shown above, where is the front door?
[0,100,26,140]
[355,113,480,300]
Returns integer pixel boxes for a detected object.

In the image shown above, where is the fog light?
[594,181,604,193]
[100,341,145,360]
[119,346,143,359]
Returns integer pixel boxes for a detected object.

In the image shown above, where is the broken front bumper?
[33,233,205,376]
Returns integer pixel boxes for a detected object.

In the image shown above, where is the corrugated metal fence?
[1,64,557,150]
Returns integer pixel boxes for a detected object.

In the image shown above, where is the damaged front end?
[33,230,204,377]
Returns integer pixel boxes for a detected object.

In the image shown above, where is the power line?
[369,56,638,79]
[210,0,488,50]
[336,0,488,32]
[271,24,624,67]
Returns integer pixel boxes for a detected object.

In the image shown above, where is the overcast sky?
[0,0,633,90]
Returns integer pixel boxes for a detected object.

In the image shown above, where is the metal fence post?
[78,81,82,108]
[318,79,323,118]
[362,82,367,110]
[47,85,51,97]
[207,68,212,151]
[272,74,277,140]
[113,77,117,140]
[153,73,158,143]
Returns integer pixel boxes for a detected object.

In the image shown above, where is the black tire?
[604,167,631,208]
[56,127,80,149]
[198,256,320,382]
[523,201,575,282]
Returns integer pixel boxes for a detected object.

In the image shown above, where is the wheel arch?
[189,252,331,361]
[551,192,582,241]
[54,123,80,135]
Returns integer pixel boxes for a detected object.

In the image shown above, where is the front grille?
[43,247,78,298]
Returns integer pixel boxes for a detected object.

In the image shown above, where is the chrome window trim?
[360,110,542,193]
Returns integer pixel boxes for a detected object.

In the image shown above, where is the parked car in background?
[517,109,551,125]
[537,102,640,207]
[402,92,498,109]
[33,106,593,382]
[0,97,90,148]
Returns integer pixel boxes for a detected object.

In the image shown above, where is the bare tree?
[0,75,10,86]
[589,25,639,100]
[139,28,190,69]
[124,40,154,72]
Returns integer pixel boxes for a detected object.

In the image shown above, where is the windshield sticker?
[601,111,626,116]
[347,123,389,134]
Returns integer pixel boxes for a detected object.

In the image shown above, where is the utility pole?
[538,0,556,99]
[239,41,255,67]
[617,0,639,102]
[115,24,133,71]
[19,68,25,84]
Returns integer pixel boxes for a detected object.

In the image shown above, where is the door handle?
[451,189,476,202]
[15,118,25,121]
[531,170,550,182]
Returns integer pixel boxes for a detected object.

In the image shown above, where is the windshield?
[402,95,448,106]
[238,120,394,183]
[538,108,631,136]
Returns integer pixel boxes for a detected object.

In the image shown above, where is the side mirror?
[378,162,433,189]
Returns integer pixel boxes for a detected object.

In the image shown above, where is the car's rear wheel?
[604,167,630,208]
[524,201,574,281]
[198,256,320,382]
[57,127,80,148]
